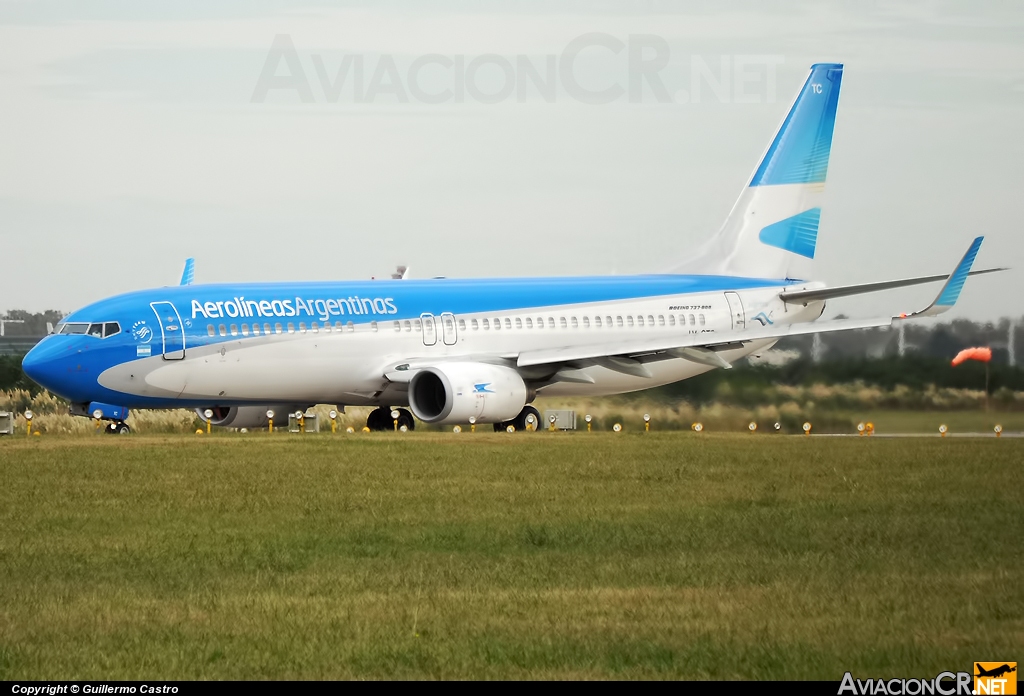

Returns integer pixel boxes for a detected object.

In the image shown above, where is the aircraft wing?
[515,316,892,372]
[781,267,1004,305]
[518,237,986,374]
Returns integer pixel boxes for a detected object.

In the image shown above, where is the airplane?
[976,664,1016,679]
[21,63,1004,434]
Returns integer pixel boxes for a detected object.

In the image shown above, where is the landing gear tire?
[365,407,391,432]
[106,421,130,435]
[518,405,541,432]
[396,408,415,431]
[366,407,416,432]
[495,405,541,433]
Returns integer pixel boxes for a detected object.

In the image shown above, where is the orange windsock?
[951,347,992,366]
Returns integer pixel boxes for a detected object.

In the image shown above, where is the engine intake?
[408,363,527,425]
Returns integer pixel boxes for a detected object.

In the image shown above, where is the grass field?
[0,433,1020,680]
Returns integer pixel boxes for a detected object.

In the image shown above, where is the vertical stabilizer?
[675,63,844,279]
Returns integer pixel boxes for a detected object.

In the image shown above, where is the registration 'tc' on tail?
[675,63,844,280]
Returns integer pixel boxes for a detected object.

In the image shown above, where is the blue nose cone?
[21,336,74,397]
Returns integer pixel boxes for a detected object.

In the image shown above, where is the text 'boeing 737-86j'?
[22,63,1005,434]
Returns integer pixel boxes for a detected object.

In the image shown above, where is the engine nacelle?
[408,363,527,424]
[196,405,300,429]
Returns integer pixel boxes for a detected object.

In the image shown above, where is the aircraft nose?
[21,337,67,393]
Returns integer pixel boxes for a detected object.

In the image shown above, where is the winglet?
[901,237,983,319]
[180,258,195,286]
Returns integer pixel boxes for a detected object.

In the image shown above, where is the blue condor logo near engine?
[190,296,398,322]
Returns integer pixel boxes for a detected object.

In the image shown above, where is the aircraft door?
[440,312,457,346]
[724,292,745,330]
[150,301,186,360]
[421,313,437,346]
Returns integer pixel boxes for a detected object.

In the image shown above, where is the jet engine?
[195,405,300,429]
[408,362,528,424]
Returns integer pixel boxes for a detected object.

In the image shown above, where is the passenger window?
[515,318,522,329]
[627,316,634,327]
[347,321,354,332]
[637,316,644,327]
[335,321,343,331]
[606,316,613,327]
[219,325,227,336]
[394,321,402,332]
[230,324,238,336]
[482,318,490,330]
[689,314,695,326]
[274,323,283,334]
[414,319,422,331]
[287,323,295,334]
[571,317,578,328]
[458,319,466,331]
[616,316,623,327]
[492,318,499,330]
[301,322,309,333]
[264,323,272,334]
[252,324,260,336]
[311,322,319,333]
[241,324,249,336]
[103,322,121,338]
[583,316,590,328]
[504,318,512,330]
[526,317,533,329]
[546,317,553,329]
[594,316,601,328]
[370,321,377,332]
[87,324,103,337]
[208,325,215,337]
[560,317,567,329]
[470,319,478,330]
[668,315,675,326]
[404,320,412,332]
[322,324,330,333]
[699,314,706,326]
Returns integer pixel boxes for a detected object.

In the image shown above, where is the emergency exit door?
[724,292,745,330]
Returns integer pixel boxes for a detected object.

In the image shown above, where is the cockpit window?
[57,321,120,338]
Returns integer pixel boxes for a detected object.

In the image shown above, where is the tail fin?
[180,258,195,286]
[675,63,844,279]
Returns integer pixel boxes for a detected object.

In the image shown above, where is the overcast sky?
[1,0,1021,324]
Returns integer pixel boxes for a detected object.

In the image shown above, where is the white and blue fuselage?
[24,275,820,409]
[21,63,995,429]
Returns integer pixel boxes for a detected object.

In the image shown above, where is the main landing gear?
[104,421,131,435]
[366,407,415,432]
[493,405,541,433]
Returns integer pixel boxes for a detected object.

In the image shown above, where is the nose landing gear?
[104,421,131,435]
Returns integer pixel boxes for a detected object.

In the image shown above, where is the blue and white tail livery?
[22,64,1004,432]
[677,63,843,280]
